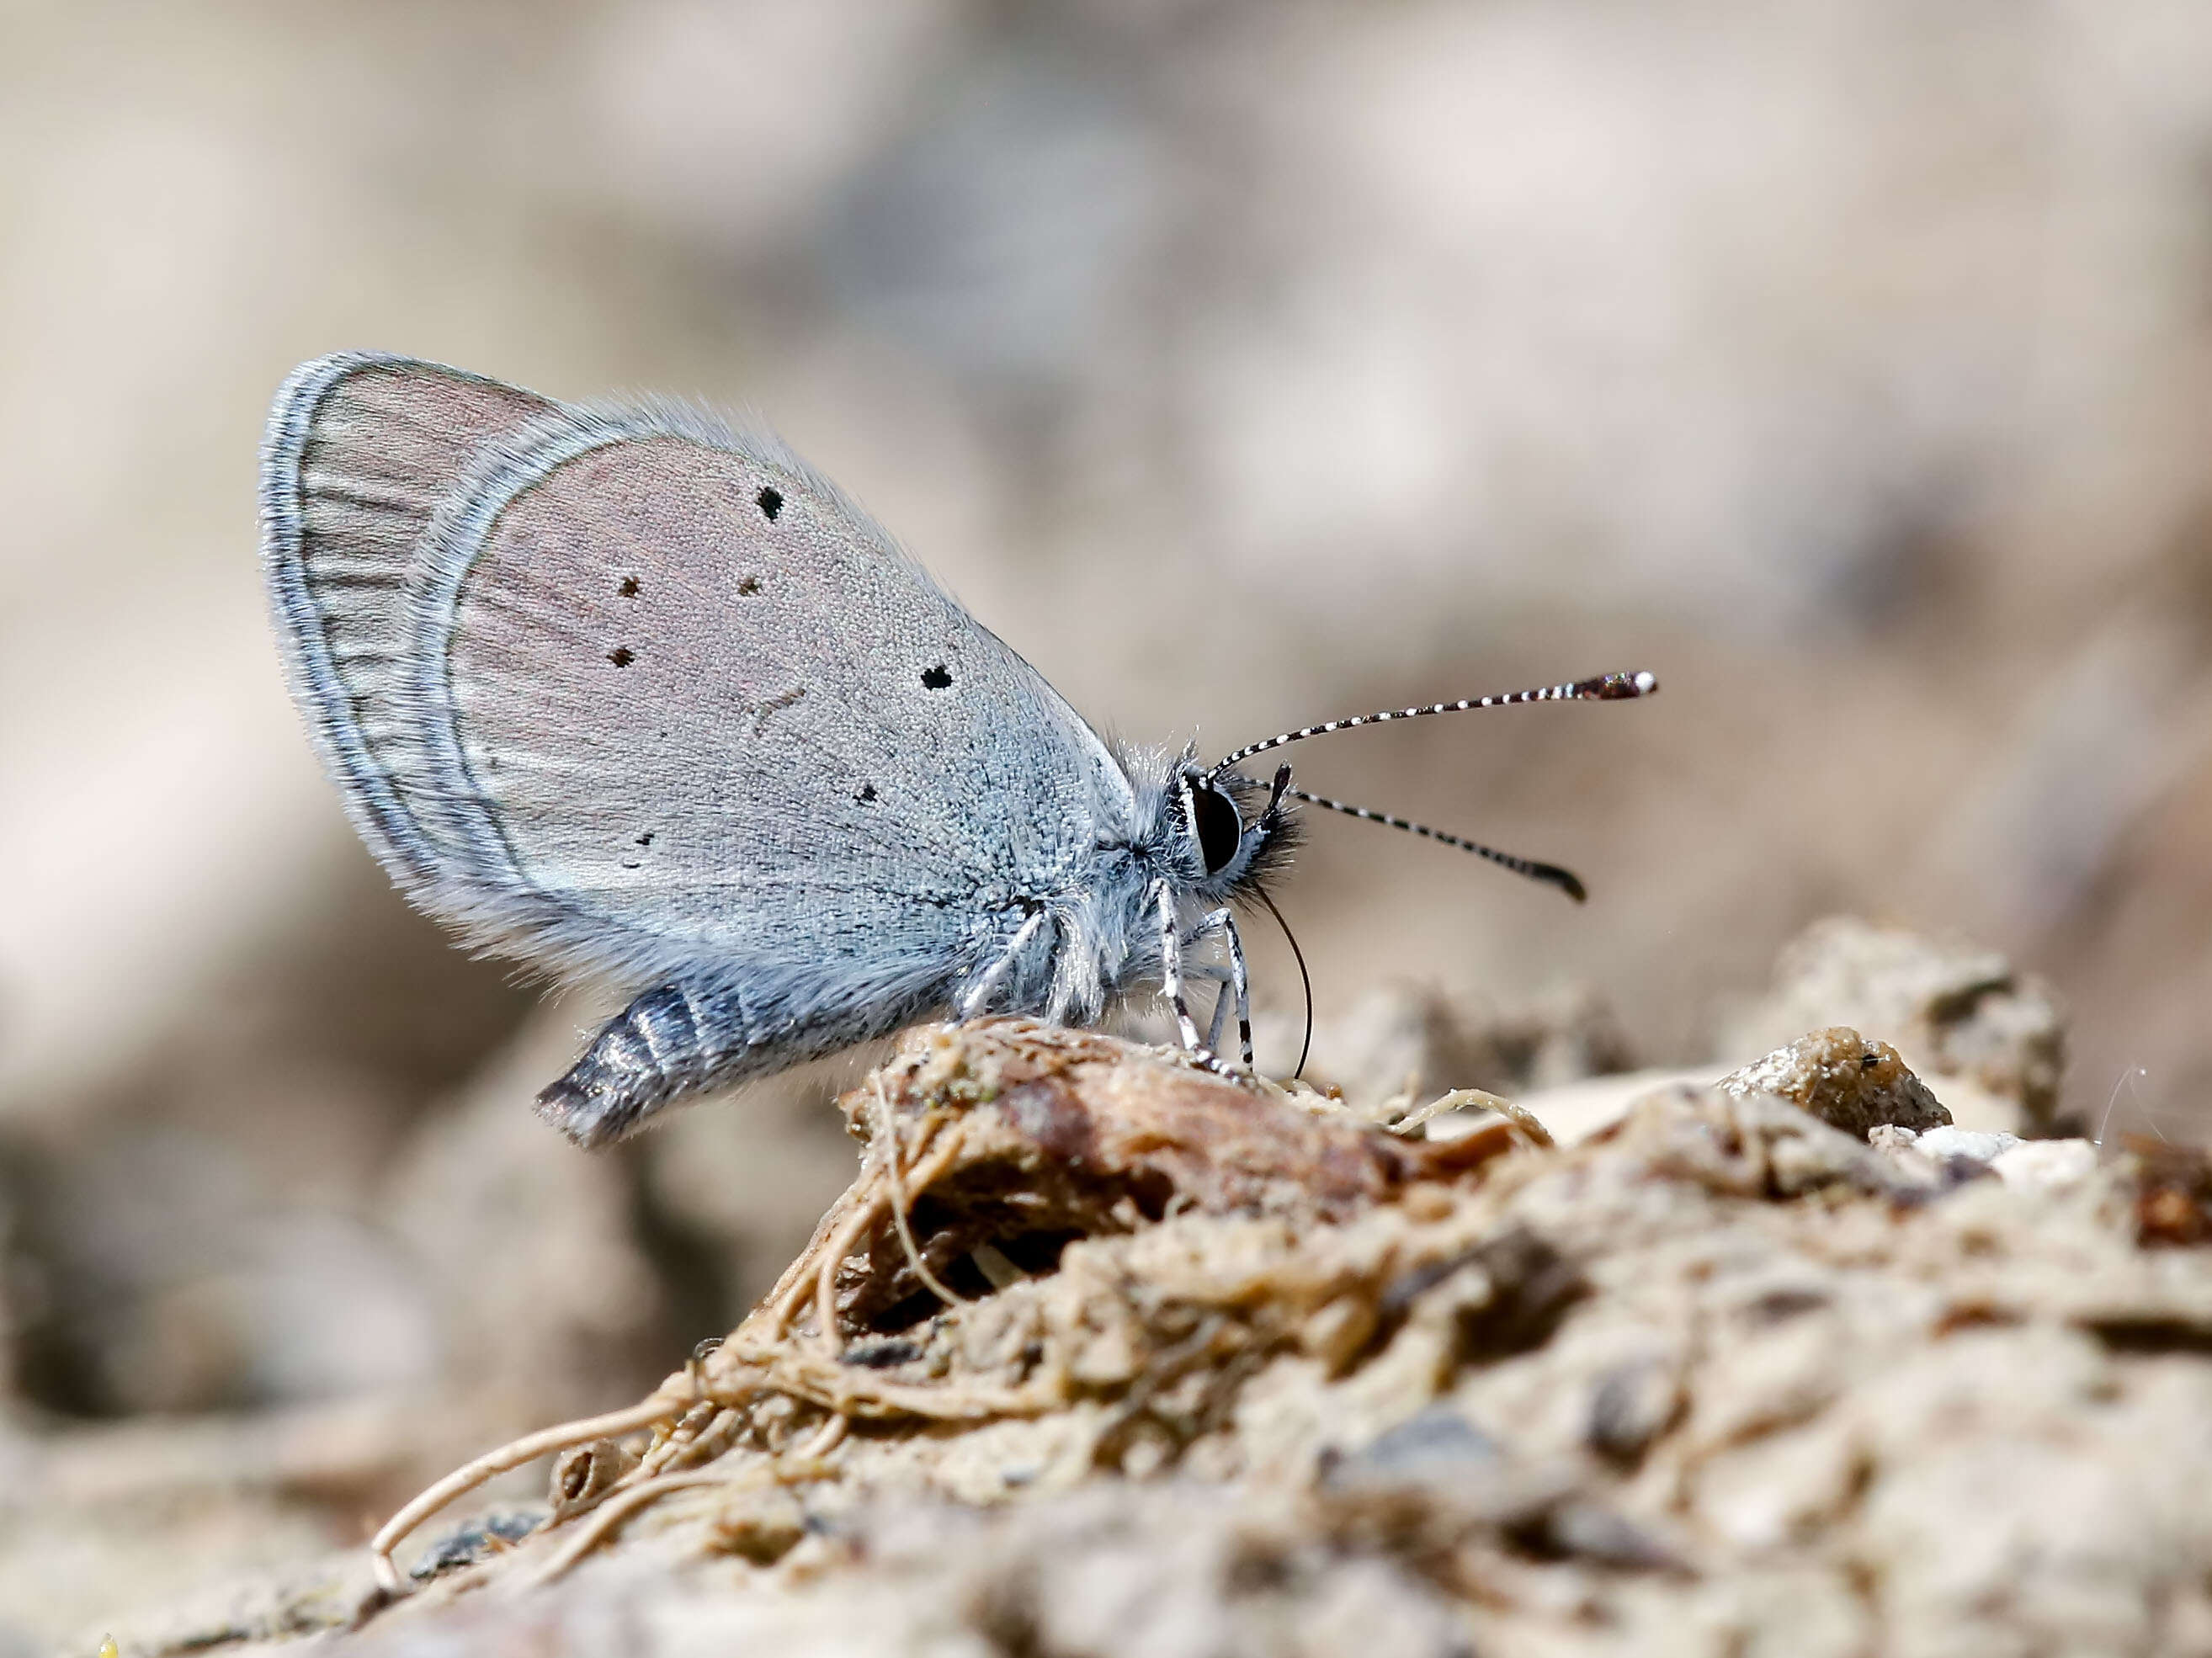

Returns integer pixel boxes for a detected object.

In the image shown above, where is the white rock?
[1991,1140,2100,1193]
[1915,1127,2022,1165]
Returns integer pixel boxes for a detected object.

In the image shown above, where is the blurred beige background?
[3,0,2212,1639]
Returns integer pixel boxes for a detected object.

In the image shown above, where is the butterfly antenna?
[1216,669,1656,768]
[1256,886,1313,1077]
[1287,787,1588,902]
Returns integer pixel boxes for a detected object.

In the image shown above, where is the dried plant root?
[370,1395,686,1593]
[874,1075,961,1309]
[633,1405,747,1482]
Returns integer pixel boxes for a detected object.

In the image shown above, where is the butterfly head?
[1171,759,1300,904]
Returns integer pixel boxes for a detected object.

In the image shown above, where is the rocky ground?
[51,921,2212,1658]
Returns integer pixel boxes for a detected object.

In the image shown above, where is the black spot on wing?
[756,486,783,521]
[608,646,635,667]
[922,664,953,690]
[617,575,641,598]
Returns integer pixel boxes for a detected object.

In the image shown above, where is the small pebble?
[1718,1028,1951,1138]
[1917,1127,2021,1165]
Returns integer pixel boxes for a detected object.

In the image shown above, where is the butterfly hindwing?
[263,353,556,884]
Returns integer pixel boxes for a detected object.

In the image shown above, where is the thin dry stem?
[874,1075,962,1308]
[812,1189,889,1358]
[799,1411,850,1459]
[635,1405,746,1481]
[369,1395,683,1594]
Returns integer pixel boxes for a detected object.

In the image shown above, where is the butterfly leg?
[1220,912,1255,1067]
[1183,906,1254,1067]
[1183,911,1234,1052]
[958,908,1050,1019]
[1205,971,1233,1052]
[1156,885,1203,1050]
[1169,960,1232,1047]
[1156,887,1239,1079]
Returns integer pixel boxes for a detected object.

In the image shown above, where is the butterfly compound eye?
[1191,780,1242,876]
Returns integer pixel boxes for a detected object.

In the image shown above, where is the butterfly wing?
[262,353,1135,1013]
[263,352,556,883]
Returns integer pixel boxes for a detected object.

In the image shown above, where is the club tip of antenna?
[1533,862,1588,903]
[1589,669,1658,699]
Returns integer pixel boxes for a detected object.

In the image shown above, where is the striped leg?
[1220,911,1254,1066]
[1171,961,1232,1048]
[1157,885,1236,1077]
[1183,906,1254,1066]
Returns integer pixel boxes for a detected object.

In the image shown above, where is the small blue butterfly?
[263,353,1655,1145]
